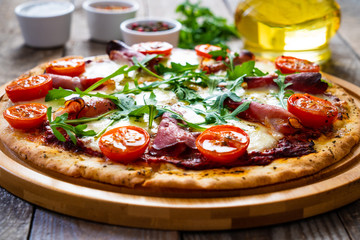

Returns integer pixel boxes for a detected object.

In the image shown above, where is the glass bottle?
[234,0,341,63]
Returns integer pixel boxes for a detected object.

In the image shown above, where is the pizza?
[0,41,359,190]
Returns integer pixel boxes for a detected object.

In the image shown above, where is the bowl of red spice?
[83,0,138,42]
[120,17,182,47]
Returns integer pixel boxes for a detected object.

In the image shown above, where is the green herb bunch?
[176,0,239,49]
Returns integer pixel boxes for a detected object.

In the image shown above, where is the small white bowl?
[83,0,138,43]
[120,17,182,47]
[15,1,75,48]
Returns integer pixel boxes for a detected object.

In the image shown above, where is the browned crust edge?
[0,57,359,190]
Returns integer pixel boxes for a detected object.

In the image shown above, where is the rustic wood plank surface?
[1,0,360,239]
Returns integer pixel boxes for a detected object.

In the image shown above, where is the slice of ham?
[152,113,197,150]
[55,97,116,119]
[46,74,109,91]
[225,99,303,135]
[245,72,328,94]
[285,72,327,94]
[47,73,83,90]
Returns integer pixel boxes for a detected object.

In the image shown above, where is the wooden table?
[1,0,360,239]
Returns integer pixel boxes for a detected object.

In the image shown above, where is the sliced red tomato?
[99,126,150,163]
[131,41,173,56]
[275,56,320,74]
[196,125,250,163]
[46,57,86,77]
[3,103,48,129]
[287,93,338,128]
[5,75,53,102]
[195,44,222,58]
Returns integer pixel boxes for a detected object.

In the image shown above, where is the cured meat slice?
[152,113,197,150]
[245,72,328,94]
[225,99,303,135]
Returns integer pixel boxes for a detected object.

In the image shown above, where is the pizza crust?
[0,57,360,190]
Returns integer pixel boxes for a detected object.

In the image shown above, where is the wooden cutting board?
[0,73,360,230]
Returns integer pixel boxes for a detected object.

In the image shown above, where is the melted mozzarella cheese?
[170,48,200,65]
[243,89,281,106]
[255,60,277,74]
[81,60,122,80]
[226,119,279,152]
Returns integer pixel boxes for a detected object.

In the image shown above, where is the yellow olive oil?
[235,0,340,63]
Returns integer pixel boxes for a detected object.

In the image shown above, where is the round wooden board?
[1,73,360,230]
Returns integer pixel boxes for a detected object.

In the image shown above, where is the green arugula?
[47,107,96,144]
[272,70,294,109]
[45,87,73,102]
[205,91,242,114]
[173,84,203,103]
[176,0,239,49]
[176,99,251,129]
[132,55,164,80]
[129,92,158,129]
[45,55,159,103]
[158,108,207,131]
[155,62,198,75]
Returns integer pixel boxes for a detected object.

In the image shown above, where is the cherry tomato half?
[5,75,53,102]
[195,44,222,58]
[99,126,150,163]
[131,41,173,56]
[46,57,86,77]
[196,125,250,163]
[275,56,320,74]
[287,93,338,128]
[3,103,48,129]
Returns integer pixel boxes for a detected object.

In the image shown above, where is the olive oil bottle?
[234,0,340,63]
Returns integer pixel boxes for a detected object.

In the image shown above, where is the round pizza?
[0,41,359,190]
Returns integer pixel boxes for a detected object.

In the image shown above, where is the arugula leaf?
[128,92,158,129]
[206,75,223,93]
[159,108,207,131]
[155,62,198,75]
[205,91,242,115]
[45,65,137,102]
[132,55,164,80]
[207,44,230,59]
[45,87,74,102]
[228,60,255,80]
[111,94,137,111]
[176,0,239,49]
[227,101,251,118]
[47,107,96,144]
[253,67,267,77]
[272,71,294,109]
[173,84,203,103]
[117,82,141,94]
[84,65,137,93]
[190,107,226,125]
[227,75,245,92]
